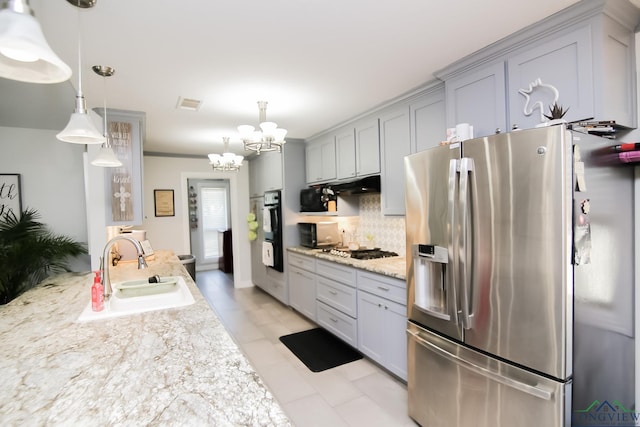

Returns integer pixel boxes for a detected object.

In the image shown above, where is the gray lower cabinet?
[261,269,288,305]
[315,259,358,347]
[288,253,316,321]
[288,254,408,378]
[356,271,407,380]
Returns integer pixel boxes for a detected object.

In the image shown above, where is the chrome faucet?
[102,235,148,299]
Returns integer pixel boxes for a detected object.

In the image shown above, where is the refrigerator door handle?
[407,329,554,401]
[458,157,475,330]
[447,159,460,324]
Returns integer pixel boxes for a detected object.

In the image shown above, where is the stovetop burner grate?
[322,247,399,260]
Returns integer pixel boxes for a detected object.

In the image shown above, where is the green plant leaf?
[0,208,87,304]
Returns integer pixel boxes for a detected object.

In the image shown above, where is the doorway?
[188,178,231,271]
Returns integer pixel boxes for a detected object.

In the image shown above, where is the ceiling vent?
[176,96,202,111]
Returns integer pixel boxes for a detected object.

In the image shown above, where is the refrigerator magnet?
[574,146,587,192]
[573,199,592,265]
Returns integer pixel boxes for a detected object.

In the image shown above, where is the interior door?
[461,126,572,380]
[188,179,231,271]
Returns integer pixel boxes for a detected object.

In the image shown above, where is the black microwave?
[300,187,327,212]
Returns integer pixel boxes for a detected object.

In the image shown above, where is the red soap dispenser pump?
[91,271,104,312]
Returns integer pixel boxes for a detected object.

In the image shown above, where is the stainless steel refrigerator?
[404,125,635,427]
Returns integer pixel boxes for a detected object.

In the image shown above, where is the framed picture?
[154,189,175,217]
[0,174,22,218]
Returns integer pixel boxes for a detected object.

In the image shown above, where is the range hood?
[330,175,380,195]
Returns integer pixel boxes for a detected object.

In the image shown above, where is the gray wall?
[0,126,90,272]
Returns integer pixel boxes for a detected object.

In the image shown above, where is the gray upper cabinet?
[410,85,446,153]
[262,151,283,191]
[306,136,336,184]
[440,1,639,133]
[249,156,263,197]
[508,7,638,129]
[445,62,507,138]
[380,105,410,216]
[594,9,637,128]
[507,26,593,130]
[336,128,356,180]
[355,118,380,176]
[336,118,380,181]
[249,150,282,195]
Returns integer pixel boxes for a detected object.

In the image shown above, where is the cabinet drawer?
[316,260,356,286]
[317,276,357,318]
[317,301,358,348]
[289,265,317,321]
[357,271,407,305]
[258,276,287,305]
[288,252,315,272]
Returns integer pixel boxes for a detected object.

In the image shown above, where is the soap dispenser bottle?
[91,271,104,312]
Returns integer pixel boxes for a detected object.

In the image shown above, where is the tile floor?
[196,269,418,427]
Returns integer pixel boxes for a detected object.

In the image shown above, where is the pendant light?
[56,0,104,144]
[0,0,72,84]
[90,65,122,168]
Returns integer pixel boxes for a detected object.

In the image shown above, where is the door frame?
[178,170,252,288]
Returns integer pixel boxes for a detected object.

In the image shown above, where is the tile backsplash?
[335,194,406,256]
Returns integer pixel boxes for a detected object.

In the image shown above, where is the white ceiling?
[7,0,586,157]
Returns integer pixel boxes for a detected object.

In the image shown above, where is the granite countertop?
[0,251,290,426]
[287,246,407,280]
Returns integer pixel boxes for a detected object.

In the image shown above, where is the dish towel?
[262,241,274,267]
[263,207,272,233]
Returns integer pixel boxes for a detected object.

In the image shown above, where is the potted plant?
[0,209,87,304]
[543,102,569,124]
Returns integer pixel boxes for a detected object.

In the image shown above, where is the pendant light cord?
[102,75,108,146]
[76,8,83,97]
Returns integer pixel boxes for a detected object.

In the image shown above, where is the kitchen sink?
[77,275,195,322]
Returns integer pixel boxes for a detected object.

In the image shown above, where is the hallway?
[196,270,417,427]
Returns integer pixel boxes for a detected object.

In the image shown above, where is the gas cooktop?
[322,247,399,260]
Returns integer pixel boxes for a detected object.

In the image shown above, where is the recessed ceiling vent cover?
[176,97,202,111]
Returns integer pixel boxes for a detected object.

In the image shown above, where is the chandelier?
[237,101,287,154]
[208,137,244,171]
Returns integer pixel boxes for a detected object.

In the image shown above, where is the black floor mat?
[279,328,363,372]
